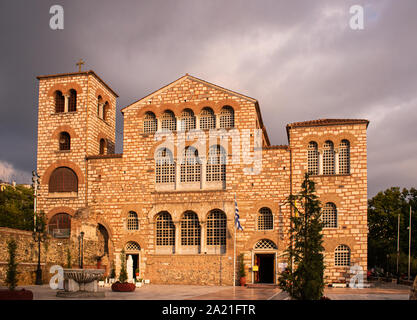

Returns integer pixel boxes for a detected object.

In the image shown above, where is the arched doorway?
[252,239,278,284]
[125,241,141,280]
[97,224,110,272]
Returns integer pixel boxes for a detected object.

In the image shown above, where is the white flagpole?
[233,193,237,288]
[408,205,412,281]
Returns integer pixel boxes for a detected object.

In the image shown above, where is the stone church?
[35,69,368,285]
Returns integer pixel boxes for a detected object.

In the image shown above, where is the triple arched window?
[307,140,350,175]
[49,167,78,193]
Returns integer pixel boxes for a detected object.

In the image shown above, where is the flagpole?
[408,205,412,281]
[233,194,236,288]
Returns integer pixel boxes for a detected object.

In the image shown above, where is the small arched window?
[307,141,319,175]
[339,140,350,174]
[49,167,78,193]
[323,140,335,175]
[48,213,71,238]
[257,207,273,230]
[103,102,109,121]
[68,89,77,112]
[180,109,196,131]
[180,211,201,246]
[97,96,103,118]
[335,244,351,266]
[206,210,227,248]
[322,202,337,228]
[55,91,65,113]
[127,211,139,231]
[155,211,175,248]
[155,148,175,183]
[254,239,277,250]
[199,107,216,129]
[180,146,201,183]
[59,132,71,151]
[99,138,106,155]
[219,106,234,129]
[125,241,141,252]
[161,110,176,131]
[143,112,157,133]
[206,145,226,182]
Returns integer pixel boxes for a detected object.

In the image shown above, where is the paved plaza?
[1,282,411,300]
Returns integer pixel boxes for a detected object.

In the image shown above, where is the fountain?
[56,268,105,298]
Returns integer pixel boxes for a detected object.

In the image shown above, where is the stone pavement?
[1,282,410,300]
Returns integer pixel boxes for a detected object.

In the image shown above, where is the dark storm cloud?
[0,0,416,197]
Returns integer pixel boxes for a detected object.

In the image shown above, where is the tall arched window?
[103,102,110,121]
[180,146,201,183]
[155,212,175,252]
[180,211,201,246]
[59,132,71,151]
[68,89,77,112]
[257,207,273,230]
[155,148,175,184]
[127,211,139,230]
[307,141,319,175]
[49,167,78,193]
[99,138,106,155]
[161,110,176,131]
[323,140,335,175]
[143,112,157,133]
[97,95,103,118]
[180,109,196,131]
[55,91,65,113]
[199,107,216,130]
[339,140,350,174]
[322,202,337,228]
[206,145,226,182]
[48,213,71,238]
[219,106,234,129]
[335,244,351,266]
[206,210,227,252]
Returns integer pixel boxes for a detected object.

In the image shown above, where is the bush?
[5,239,19,290]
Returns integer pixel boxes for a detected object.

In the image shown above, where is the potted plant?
[135,278,143,288]
[135,268,140,279]
[111,250,135,292]
[0,239,33,300]
[109,261,116,284]
[238,253,246,286]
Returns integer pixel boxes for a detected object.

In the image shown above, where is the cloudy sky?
[0,0,416,197]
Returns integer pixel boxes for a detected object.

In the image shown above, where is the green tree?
[368,187,417,275]
[0,185,34,231]
[118,249,128,283]
[238,253,246,279]
[5,239,19,290]
[278,173,325,300]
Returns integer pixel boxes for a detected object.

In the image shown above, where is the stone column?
[335,149,340,174]
[157,118,161,132]
[318,150,323,175]
[177,117,181,132]
[64,94,69,113]
[200,220,206,254]
[174,221,181,254]
[195,115,200,130]
[98,103,104,119]
[175,160,181,190]
[201,156,206,189]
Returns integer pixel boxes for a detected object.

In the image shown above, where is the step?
[245,283,280,289]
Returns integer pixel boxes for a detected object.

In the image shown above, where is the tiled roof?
[286,119,369,129]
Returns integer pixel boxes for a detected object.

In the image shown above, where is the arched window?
[206,210,227,248]
[335,244,351,266]
[143,112,157,133]
[155,211,175,247]
[49,167,78,193]
[254,239,277,250]
[199,107,216,130]
[307,141,319,175]
[48,213,71,238]
[219,106,234,129]
[322,202,337,228]
[97,96,103,118]
[127,211,139,231]
[99,138,106,155]
[103,102,110,121]
[257,207,273,230]
[180,109,196,131]
[339,140,350,174]
[323,140,335,175]
[59,132,71,151]
[180,211,201,246]
[180,146,201,183]
[161,110,176,131]
[55,91,65,113]
[125,241,141,252]
[206,145,226,182]
[68,89,77,112]
[155,148,175,183]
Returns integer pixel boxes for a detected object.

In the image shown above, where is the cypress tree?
[6,239,19,291]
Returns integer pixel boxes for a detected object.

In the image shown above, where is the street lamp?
[78,231,85,268]
[32,222,47,285]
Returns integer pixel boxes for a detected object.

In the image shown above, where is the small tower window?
[59,132,71,151]
[339,140,350,174]
[49,167,78,193]
[68,89,77,112]
[55,91,65,113]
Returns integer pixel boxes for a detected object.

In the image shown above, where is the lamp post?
[78,232,85,268]
[32,222,47,285]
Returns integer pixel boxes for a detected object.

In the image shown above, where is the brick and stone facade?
[35,71,369,286]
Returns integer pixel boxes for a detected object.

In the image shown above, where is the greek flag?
[234,195,243,231]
